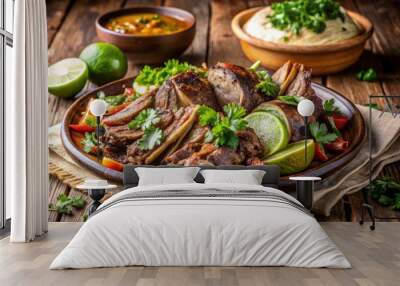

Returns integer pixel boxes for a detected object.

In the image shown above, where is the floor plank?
[1,222,399,286]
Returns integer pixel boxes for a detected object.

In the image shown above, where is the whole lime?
[80,42,127,85]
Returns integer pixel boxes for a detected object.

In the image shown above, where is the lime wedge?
[253,102,292,139]
[48,58,88,98]
[245,112,289,157]
[264,139,315,175]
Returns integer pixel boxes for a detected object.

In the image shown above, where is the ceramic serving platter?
[61,77,365,187]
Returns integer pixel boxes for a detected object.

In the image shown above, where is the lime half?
[245,112,289,157]
[264,139,315,175]
[48,58,88,98]
[253,102,292,139]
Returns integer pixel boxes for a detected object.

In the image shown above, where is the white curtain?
[7,0,48,242]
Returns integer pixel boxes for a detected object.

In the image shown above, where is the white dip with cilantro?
[244,6,360,45]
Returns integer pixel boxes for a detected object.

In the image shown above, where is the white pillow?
[136,167,200,186]
[200,169,266,185]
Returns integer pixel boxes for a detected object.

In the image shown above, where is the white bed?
[50,183,350,269]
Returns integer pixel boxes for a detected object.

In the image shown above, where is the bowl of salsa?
[96,6,196,64]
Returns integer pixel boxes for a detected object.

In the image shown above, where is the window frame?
[0,0,13,233]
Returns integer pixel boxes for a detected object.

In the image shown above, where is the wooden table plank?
[48,0,126,126]
[47,0,127,221]
[59,189,89,222]
[48,176,70,222]
[334,0,400,221]
[208,0,249,66]
[353,0,400,100]
[164,0,210,65]
[324,1,385,107]
[124,0,163,77]
[46,0,73,46]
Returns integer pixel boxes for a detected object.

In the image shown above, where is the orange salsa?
[105,13,189,35]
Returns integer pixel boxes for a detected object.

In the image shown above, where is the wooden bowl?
[61,78,365,187]
[96,6,196,64]
[231,7,373,75]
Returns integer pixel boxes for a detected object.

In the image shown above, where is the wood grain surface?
[46,0,400,222]
[1,222,400,286]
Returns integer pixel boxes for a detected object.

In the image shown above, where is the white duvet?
[50,183,350,269]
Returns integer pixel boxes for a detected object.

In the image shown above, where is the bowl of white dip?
[232,5,373,75]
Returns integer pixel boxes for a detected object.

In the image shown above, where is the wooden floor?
[0,223,399,286]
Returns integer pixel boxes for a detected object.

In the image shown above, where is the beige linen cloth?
[313,105,400,215]
[48,127,112,187]
[48,105,400,215]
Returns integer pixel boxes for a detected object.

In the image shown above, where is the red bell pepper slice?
[325,137,349,153]
[124,87,134,96]
[69,124,95,133]
[102,157,124,172]
[315,143,329,162]
[332,114,349,130]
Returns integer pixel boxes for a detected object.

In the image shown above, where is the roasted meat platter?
[61,60,365,186]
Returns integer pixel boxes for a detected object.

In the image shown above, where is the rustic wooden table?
[46,0,400,222]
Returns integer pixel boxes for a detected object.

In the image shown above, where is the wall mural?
[46,1,400,223]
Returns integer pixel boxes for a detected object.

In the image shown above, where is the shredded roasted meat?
[237,129,264,159]
[207,62,264,112]
[206,147,244,165]
[155,79,178,110]
[101,110,174,148]
[155,72,219,110]
[101,125,143,147]
[127,107,195,165]
[102,145,129,164]
[94,61,326,166]
[102,91,154,126]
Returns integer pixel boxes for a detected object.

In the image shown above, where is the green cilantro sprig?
[277,95,302,106]
[323,98,341,136]
[249,61,280,98]
[81,132,97,153]
[128,108,161,130]
[364,103,380,110]
[49,194,86,215]
[309,121,337,145]
[138,126,165,151]
[198,105,220,127]
[367,176,400,210]
[323,98,341,116]
[84,116,97,128]
[268,0,344,35]
[255,71,280,97]
[198,103,248,150]
[97,91,126,106]
[356,68,377,82]
[128,108,164,151]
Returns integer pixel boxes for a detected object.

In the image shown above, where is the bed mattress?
[50,183,350,269]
